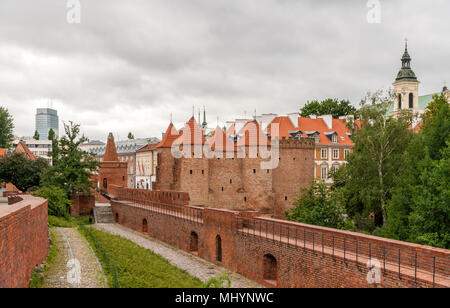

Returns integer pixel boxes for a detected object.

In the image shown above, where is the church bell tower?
[393,40,420,112]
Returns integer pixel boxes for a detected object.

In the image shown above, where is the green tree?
[383,93,449,248]
[300,98,357,119]
[0,106,14,149]
[41,121,100,198]
[35,185,71,218]
[48,128,55,141]
[33,130,40,140]
[338,90,413,230]
[0,152,49,192]
[128,132,134,139]
[286,181,349,229]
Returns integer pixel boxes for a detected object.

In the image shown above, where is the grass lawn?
[84,227,205,288]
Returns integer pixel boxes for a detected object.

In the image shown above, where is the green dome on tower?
[395,42,418,82]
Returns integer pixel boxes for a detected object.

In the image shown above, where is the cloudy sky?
[1,0,449,141]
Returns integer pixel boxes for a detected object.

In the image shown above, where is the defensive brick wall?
[110,186,450,288]
[0,194,48,288]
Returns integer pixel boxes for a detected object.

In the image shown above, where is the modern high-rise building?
[35,108,59,140]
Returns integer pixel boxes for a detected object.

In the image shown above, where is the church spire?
[395,40,418,82]
[202,106,207,129]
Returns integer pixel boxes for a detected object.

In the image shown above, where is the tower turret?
[393,40,420,112]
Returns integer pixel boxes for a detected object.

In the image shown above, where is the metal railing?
[115,196,203,225]
[235,216,450,288]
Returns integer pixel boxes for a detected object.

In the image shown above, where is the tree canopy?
[128,132,135,139]
[382,93,450,248]
[0,152,49,192]
[41,121,100,198]
[33,130,40,140]
[299,98,356,118]
[0,106,14,149]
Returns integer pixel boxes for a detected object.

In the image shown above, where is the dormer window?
[332,134,337,143]
[306,131,320,143]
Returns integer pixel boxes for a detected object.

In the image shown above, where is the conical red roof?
[157,122,180,148]
[103,133,119,162]
[174,117,206,146]
[206,127,235,151]
[237,121,270,147]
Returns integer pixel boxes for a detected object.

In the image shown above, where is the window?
[321,149,327,159]
[190,170,193,174]
[321,166,328,179]
[331,165,339,173]
[216,235,222,262]
[103,178,107,189]
[284,196,288,201]
[142,219,148,233]
[398,94,402,109]
[344,149,350,159]
[332,134,337,143]
[409,93,414,109]
[202,170,204,175]
[230,179,232,184]
[253,169,256,173]
[190,232,199,253]
[333,149,339,159]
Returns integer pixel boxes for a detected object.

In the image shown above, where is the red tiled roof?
[206,127,236,151]
[173,117,206,146]
[237,120,271,147]
[265,116,355,147]
[225,123,236,136]
[157,122,180,148]
[137,143,159,153]
[14,142,36,160]
[0,148,6,159]
[266,116,296,139]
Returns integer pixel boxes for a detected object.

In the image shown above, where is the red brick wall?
[153,139,315,215]
[70,194,95,217]
[111,193,449,288]
[0,195,48,288]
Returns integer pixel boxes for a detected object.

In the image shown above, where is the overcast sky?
[1,0,449,141]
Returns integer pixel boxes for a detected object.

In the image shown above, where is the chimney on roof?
[319,115,333,130]
[288,113,299,128]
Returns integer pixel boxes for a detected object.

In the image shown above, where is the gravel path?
[94,223,262,288]
[43,227,106,288]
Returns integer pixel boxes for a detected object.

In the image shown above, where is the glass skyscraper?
[35,108,59,140]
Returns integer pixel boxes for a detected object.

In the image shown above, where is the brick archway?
[190,231,198,253]
[142,218,148,233]
[263,254,277,283]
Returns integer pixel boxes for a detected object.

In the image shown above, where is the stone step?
[94,206,114,224]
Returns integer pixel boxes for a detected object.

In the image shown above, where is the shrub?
[35,186,71,218]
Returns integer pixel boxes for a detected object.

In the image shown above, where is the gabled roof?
[264,116,355,146]
[206,127,235,151]
[157,122,180,148]
[173,117,206,146]
[103,133,119,162]
[14,142,36,160]
[237,120,270,147]
[266,116,296,139]
[137,143,159,153]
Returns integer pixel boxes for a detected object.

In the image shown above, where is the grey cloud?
[0,0,449,141]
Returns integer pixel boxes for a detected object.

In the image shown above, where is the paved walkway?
[43,227,106,288]
[94,223,262,288]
